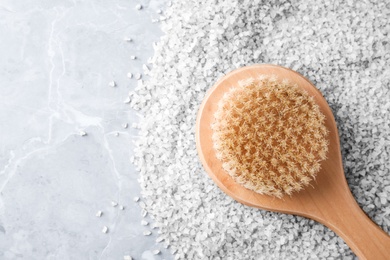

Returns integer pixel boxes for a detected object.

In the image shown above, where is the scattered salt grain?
[141,220,148,226]
[156,236,164,243]
[135,73,142,80]
[96,211,102,217]
[108,81,116,87]
[157,9,162,14]
[133,197,140,202]
[139,201,146,208]
[102,226,108,233]
[152,250,160,255]
[119,205,124,210]
[115,132,119,137]
[127,72,133,79]
[130,56,137,60]
[150,223,158,229]
[79,131,87,136]
[124,97,131,104]
[122,123,128,129]
[123,256,132,260]
[124,37,132,42]
[111,201,118,207]
[135,4,142,10]
[143,230,152,236]
[142,64,150,73]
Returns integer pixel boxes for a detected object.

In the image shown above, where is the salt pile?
[131,1,390,259]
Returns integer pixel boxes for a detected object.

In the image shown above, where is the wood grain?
[195,64,390,260]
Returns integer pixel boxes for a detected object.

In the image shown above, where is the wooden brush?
[196,64,390,259]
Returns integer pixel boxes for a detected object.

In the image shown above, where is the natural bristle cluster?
[212,75,329,198]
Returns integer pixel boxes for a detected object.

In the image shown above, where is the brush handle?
[313,183,390,260]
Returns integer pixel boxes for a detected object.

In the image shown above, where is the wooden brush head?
[211,75,329,198]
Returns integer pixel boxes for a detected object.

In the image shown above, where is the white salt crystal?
[122,123,128,129]
[127,72,133,78]
[96,211,102,217]
[111,201,118,207]
[135,73,142,80]
[133,197,140,202]
[119,205,124,210]
[124,37,132,42]
[102,226,108,233]
[152,250,160,255]
[141,220,148,226]
[123,256,132,260]
[115,132,119,137]
[143,230,152,236]
[130,55,137,60]
[79,131,87,136]
[139,201,146,208]
[124,97,131,104]
[135,4,142,10]
[108,81,116,87]
[143,64,150,73]
[157,9,162,14]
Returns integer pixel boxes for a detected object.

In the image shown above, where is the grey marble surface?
[0,0,169,259]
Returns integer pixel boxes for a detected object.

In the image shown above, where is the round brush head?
[211,75,329,198]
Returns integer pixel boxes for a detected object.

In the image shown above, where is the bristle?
[212,75,329,198]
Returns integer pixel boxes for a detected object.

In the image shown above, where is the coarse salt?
[124,97,131,104]
[142,64,150,73]
[108,81,116,87]
[129,0,390,259]
[143,230,152,236]
[102,226,108,233]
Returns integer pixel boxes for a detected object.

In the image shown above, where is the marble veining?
[0,0,169,259]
